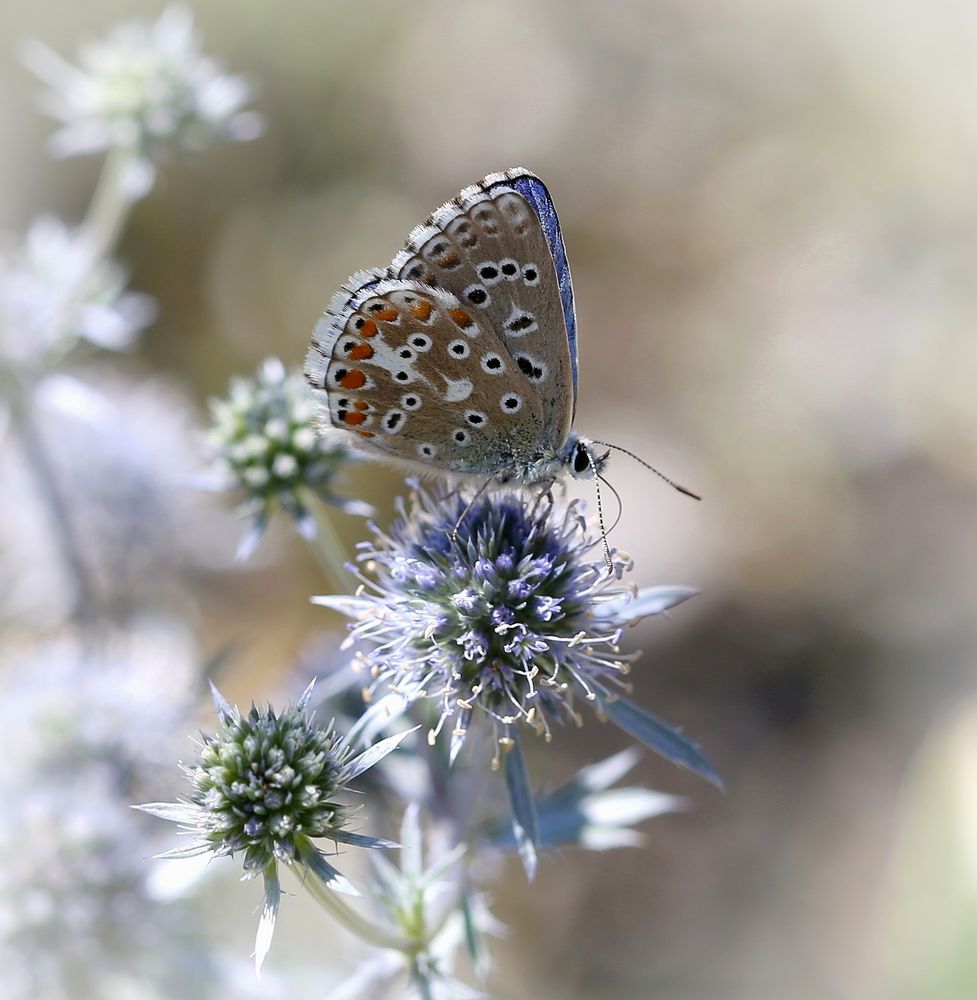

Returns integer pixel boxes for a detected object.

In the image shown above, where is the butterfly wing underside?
[305,168,578,478]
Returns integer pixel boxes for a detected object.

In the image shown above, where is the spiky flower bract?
[318,484,717,780]
[139,684,413,971]
[205,358,372,559]
[22,5,262,196]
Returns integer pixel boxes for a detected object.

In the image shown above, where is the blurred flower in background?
[0,215,154,372]
[0,368,237,626]
[21,4,262,196]
[204,357,372,560]
[0,623,205,998]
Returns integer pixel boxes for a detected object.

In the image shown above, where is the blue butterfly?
[304,168,698,500]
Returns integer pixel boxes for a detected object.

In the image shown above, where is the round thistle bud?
[140,685,413,972]
[206,358,371,557]
[186,698,348,873]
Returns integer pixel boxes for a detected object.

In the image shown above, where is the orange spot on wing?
[340,369,366,390]
[409,300,433,321]
[438,252,461,268]
[356,430,375,438]
[343,411,366,426]
[359,320,378,338]
[450,309,473,329]
[354,400,369,411]
[348,343,374,361]
[372,307,398,321]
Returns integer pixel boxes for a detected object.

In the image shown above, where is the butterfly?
[304,167,698,501]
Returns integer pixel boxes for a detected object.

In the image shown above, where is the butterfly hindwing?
[306,276,546,476]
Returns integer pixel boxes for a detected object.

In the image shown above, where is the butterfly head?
[564,434,608,481]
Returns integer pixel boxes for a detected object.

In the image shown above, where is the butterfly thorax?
[495,432,606,486]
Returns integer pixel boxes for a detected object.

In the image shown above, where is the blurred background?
[2,1,976,997]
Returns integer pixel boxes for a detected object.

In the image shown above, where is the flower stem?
[79,143,140,263]
[308,497,354,591]
[299,867,419,952]
[410,960,436,1000]
[14,397,96,623]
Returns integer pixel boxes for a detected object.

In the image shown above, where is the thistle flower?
[316,484,719,876]
[205,358,373,559]
[139,684,414,972]
[21,5,262,196]
[0,215,154,371]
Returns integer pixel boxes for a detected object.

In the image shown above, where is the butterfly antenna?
[596,470,624,535]
[585,446,613,568]
[591,440,702,501]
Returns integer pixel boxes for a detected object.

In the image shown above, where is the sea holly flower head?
[0,215,154,371]
[205,358,372,559]
[317,483,717,777]
[22,5,262,195]
[316,484,719,880]
[139,683,414,972]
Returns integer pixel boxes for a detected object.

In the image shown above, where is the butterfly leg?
[529,481,557,523]
[449,477,494,545]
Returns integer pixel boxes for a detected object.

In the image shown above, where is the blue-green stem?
[308,496,355,591]
[298,861,419,953]
[79,142,142,263]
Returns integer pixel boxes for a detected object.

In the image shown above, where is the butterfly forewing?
[392,171,575,452]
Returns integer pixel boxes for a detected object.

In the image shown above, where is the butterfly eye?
[572,444,592,476]
[398,348,414,360]
[410,334,432,352]
[499,259,519,280]
[500,393,523,413]
[453,429,470,447]
[522,263,539,286]
[401,394,421,411]
[464,410,487,427]
[448,339,470,359]
[417,443,438,459]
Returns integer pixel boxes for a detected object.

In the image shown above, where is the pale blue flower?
[316,484,717,782]
[317,484,719,878]
[0,215,154,371]
[21,5,262,196]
